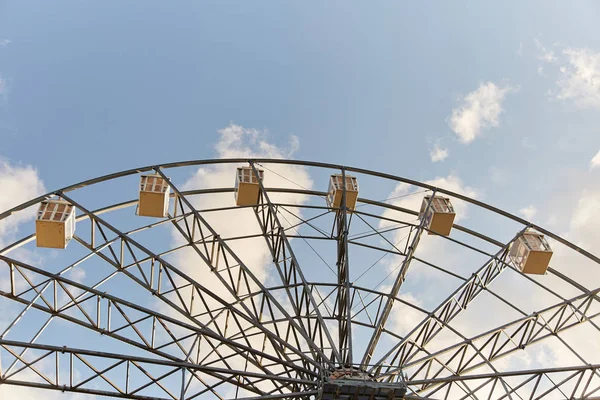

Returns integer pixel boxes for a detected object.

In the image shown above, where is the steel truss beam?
[0,339,317,400]
[370,228,529,376]
[152,169,334,370]
[405,363,600,400]
[249,162,341,366]
[0,256,316,385]
[58,191,322,378]
[187,280,432,345]
[392,288,600,393]
[332,168,353,366]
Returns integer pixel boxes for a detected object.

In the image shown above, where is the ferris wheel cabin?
[326,174,359,211]
[509,231,553,275]
[137,174,171,218]
[234,166,264,206]
[35,200,76,249]
[418,195,456,236]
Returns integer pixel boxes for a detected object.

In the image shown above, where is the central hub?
[319,367,407,400]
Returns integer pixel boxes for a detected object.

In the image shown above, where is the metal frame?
[0,158,598,400]
[333,168,353,366]
[361,193,436,369]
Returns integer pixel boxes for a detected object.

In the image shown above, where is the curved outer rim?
[0,157,597,265]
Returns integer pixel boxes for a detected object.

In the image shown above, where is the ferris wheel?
[0,159,598,400]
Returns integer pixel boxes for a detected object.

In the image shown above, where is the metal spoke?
[58,191,322,376]
[249,162,340,366]
[0,257,315,396]
[405,364,600,400]
[0,339,317,399]
[333,168,353,365]
[370,227,530,376]
[154,168,333,371]
[361,193,436,368]
[382,288,600,387]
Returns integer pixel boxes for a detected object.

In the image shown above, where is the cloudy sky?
[1,1,600,399]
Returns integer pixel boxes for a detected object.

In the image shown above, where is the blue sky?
[2,2,600,399]
[0,1,598,203]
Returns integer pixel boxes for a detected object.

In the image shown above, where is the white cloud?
[537,65,545,76]
[534,38,557,63]
[0,39,10,47]
[556,47,600,109]
[177,124,312,284]
[541,51,557,63]
[429,143,449,162]
[519,204,537,220]
[0,76,5,95]
[566,188,600,250]
[449,82,512,144]
[591,150,600,169]
[287,134,300,157]
[0,159,46,247]
[68,268,86,283]
[389,291,427,336]
[171,124,312,287]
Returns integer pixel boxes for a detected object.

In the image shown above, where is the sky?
[1,1,600,399]
[0,1,598,218]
